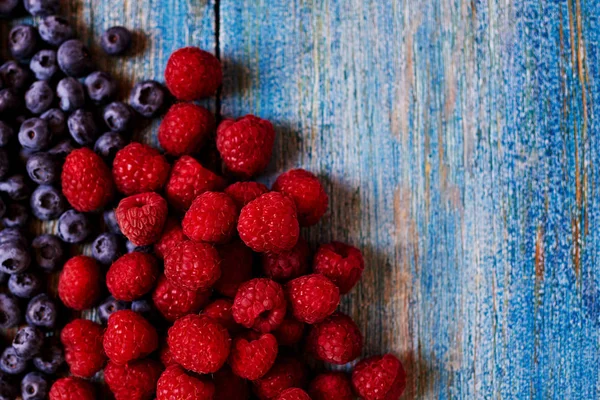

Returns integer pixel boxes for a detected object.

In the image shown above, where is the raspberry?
[112,142,170,195]
[156,365,215,400]
[272,169,328,226]
[107,252,159,301]
[164,239,221,291]
[273,316,305,347]
[104,359,162,400]
[306,312,363,365]
[213,365,251,400]
[154,217,186,259]
[165,155,226,211]
[158,102,215,156]
[152,274,211,322]
[214,240,253,298]
[238,192,299,253]
[229,332,278,380]
[286,274,340,324]
[309,372,353,400]
[49,377,96,400]
[313,242,364,294]
[252,356,307,400]
[167,314,230,374]
[352,354,407,400]
[61,148,114,212]
[225,181,269,209]
[60,319,106,378]
[182,191,238,244]
[103,310,158,364]
[116,192,168,246]
[58,255,102,310]
[261,238,310,282]
[202,299,240,333]
[276,388,311,400]
[233,278,287,333]
[158,339,178,367]
[164,47,222,100]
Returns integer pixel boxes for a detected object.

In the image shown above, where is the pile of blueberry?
[0,0,166,398]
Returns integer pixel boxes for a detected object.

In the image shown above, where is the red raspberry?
[276,388,311,400]
[313,242,364,294]
[167,314,231,374]
[233,278,287,333]
[229,332,278,380]
[214,240,253,298]
[116,192,168,246]
[58,256,102,310]
[286,274,340,324]
[60,319,106,378]
[112,142,170,195]
[225,181,269,209]
[159,102,215,156]
[152,274,211,322]
[182,191,238,244]
[216,115,275,177]
[103,310,158,364]
[166,155,227,211]
[273,169,328,226]
[261,238,310,282]
[159,339,178,367]
[203,299,240,333]
[273,316,305,346]
[252,356,307,400]
[104,359,163,400]
[306,312,363,365]
[309,372,353,400]
[352,354,407,400]
[165,47,222,100]
[238,192,299,253]
[164,239,221,291]
[154,217,186,259]
[157,365,215,400]
[107,252,159,301]
[213,365,251,400]
[61,148,114,212]
[49,377,96,400]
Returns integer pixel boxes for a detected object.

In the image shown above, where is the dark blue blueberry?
[8,272,41,299]
[57,39,94,77]
[32,234,63,272]
[0,121,13,147]
[0,89,22,114]
[30,185,66,220]
[9,25,39,60]
[98,296,130,323]
[0,175,30,200]
[0,149,8,180]
[25,294,56,328]
[0,61,31,92]
[24,0,59,16]
[38,15,73,46]
[48,139,75,158]
[94,131,126,161]
[103,101,133,133]
[12,326,43,359]
[29,50,58,81]
[131,297,160,325]
[0,294,20,329]
[0,228,27,246]
[0,238,30,274]
[41,108,67,137]
[0,372,17,400]
[103,209,121,234]
[57,209,90,243]
[126,240,152,254]
[129,80,165,117]
[101,26,132,56]
[0,0,19,16]
[85,71,117,104]
[0,347,27,375]
[67,109,98,145]
[0,273,6,285]
[56,77,84,112]
[1,203,28,228]
[92,233,122,264]
[19,118,51,150]
[26,153,59,185]
[32,344,63,374]
[21,371,48,400]
[25,81,54,114]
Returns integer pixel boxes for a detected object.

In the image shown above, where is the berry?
[24,0,59,16]
[84,71,117,104]
[49,139,76,157]
[57,40,94,77]
[95,132,127,161]
[103,310,158,364]
[101,27,132,56]
[25,81,54,114]
[214,240,253,298]
[56,77,85,112]
[32,343,64,374]
[129,80,165,117]
[152,274,210,322]
[276,388,311,400]
[158,340,176,367]
[30,185,66,220]
[2,204,28,228]
[103,101,132,132]
[225,181,269,209]
[30,49,58,81]
[167,314,230,374]
[182,191,238,244]
[91,233,122,264]
[154,217,185,259]
[32,234,63,272]
[21,371,49,400]
[0,347,27,374]
[232,278,287,333]
[67,109,99,145]
[97,296,130,324]
[351,354,407,400]
[165,47,222,100]
[60,319,106,378]
[0,121,13,147]
[38,15,73,46]
[25,294,57,328]
[0,61,30,92]
[0,240,31,274]
[229,332,278,380]
[203,299,239,333]
[313,242,364,294]
[156,365,215,400]
[116,192,168,246]
[252,356,307,400]
[164,239,220,291]
[8,272,41,298]
[9,25,39,60]
[113,142,170,195]
[286,274,340,324]
[57,209,90,243]
[213,365,250,400]
[165,155,226,211]
[273,317,305,347]
[273,169,328,226]
[49,377,95,400]
[13,326,43,359]
[58,256,102,310]
[62,147,114,211]
[216,115,275,177]
[104,359,162,400]
[26,152,59,184]
[262,238,310,282]
[158,102,215,155]
[103,209,121,235]
[306,312,362,365]
[107,252,159,301]
[41,108,67,136]
[0,89,21,114]
[0,0,19,16]
[309,372,353,400]
[0,228,27,247]
[238,192,299,253]
[19,118,52,150]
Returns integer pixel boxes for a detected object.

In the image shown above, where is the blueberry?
[101,26,132,56]
[40,108,66,137]
[25,294,56,328]
[25,81,54,114]
[29,50,58,81]
[1,204,28,228]
[0,61,31,92]
[9,25,39,60]
[85,71,117,104]
[0,372,17,400]
[26,153,59,185]
[0,89,22,114]
[0,347,27,375]
[13,326,43,359]
[92,233,122,264]
[0,239,30,274]
[56,77,84,112]
[97,296,130,323]
[21,371,48,400]
[57,209,90,243]
[67,109,99,145]
[103,209,121,234]
[103,101,132,133]
[131,297,160,324]
[130,80,165,117]
[0,0,19,16]
[48,139,75,158]
[8,272,41,299]
[0,121,13,147]
[32,344,63,374]
[0,175,30,200]
[24,0,59,16]
[126,240,152,254]
[0,294,20,329]
[0,198,5,219]
[19,118,51,150]
[31,234,63,272]
[38,15,73,46]
[0,228,27,246]
[0,149,9,180]
[57,39,94,77]
[30,185,66,220]
[94,131,126,161]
